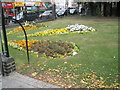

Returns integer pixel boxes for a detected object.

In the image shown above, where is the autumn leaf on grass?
[67,85,72,88]
[22,64,30,67]
[31,72,38,77]
[100,77,103,80]
[64,62,68,64]
[80,80,87,84]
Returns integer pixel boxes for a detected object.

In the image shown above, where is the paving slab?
[1,72,61,88]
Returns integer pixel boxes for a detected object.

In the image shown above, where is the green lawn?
[6,16,118,88]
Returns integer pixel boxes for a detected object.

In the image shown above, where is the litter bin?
[2,55,16,76]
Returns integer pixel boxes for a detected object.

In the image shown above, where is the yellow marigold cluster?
[7,26,38,35]
[27,28,69,37]
[8,40,37,50]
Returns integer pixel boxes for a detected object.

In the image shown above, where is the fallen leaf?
[80,80,87,84]
[31,72,38,77]
[100,77,103,80]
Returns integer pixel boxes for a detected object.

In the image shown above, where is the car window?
[59,10,65,12]
[43,11,52,14]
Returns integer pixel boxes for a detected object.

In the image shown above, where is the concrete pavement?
[1,72,61,88]
[0,75,2,90]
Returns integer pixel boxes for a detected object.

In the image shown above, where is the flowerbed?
[66,24,96,32]
[8,40,79,58]
[27,28,69,37]
[19,24,96,37]
[7,22,47,35]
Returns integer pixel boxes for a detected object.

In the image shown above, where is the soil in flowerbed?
[30,40,77,58]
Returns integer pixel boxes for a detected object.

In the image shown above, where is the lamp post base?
[1,55,16,76]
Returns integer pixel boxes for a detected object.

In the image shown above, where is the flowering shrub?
[7,21,47,35]
[19,24,96,37]
[8,40,79,58]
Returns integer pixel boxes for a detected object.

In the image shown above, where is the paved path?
[1,72,61,88]
[0,75,2,90]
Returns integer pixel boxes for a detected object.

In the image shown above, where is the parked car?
[12,11,39,22]
[25,11,39,21]
[56,9,60,13]
[68,8,77,15]
[39,10,52,18]
[12,12,24,22]
[57,9,67,17]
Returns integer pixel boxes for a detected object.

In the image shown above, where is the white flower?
[92,29,95,31]
[66,24,95,33]
[83,29,86,31]
[73,52,78,55]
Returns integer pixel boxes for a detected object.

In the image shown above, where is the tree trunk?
[77,2,80,15]
[103,2,107,17]
[99,2,102,16]
[96,2,101,16]
[116,2,119,16]
[89,2,94,16]
[107,2,111,16]
[52,4,56,19]
[110,2,112,16]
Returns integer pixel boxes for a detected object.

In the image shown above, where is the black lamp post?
[0,1,30,65]
[0,1,9,57]
[13,19,30,64]
[0,1,16,76]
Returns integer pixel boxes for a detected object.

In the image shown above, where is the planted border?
[19,24,96,37]
[8,40,79,59]
[7,22,47,35]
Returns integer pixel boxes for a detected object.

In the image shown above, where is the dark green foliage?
[79,2,118,16]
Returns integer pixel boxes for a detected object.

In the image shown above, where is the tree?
[77,2,81,15]
[110,2,112,16]
[74,0,118,17]
[52,3,56,19]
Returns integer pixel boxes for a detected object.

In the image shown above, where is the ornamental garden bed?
[19,24,96,37]
[7,21,47,35]
[8,40,79,58]
[6,16,118,88]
